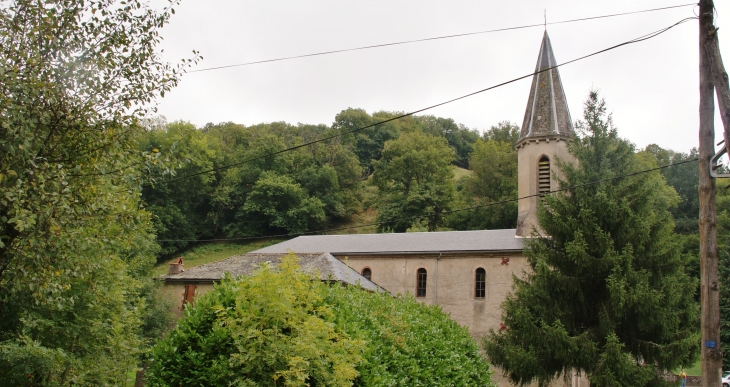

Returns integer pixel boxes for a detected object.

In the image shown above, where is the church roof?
[518,31,573,143]
[161,252,384,292]
[252,229,523,255]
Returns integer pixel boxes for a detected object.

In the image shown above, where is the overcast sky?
[154,1,729,153]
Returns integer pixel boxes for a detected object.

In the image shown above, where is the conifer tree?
[483,92,699,387]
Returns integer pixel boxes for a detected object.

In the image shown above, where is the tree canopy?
[483,92,698,387]
[447,122,520,231]
[372,131,456,232]
[0,0,196,384]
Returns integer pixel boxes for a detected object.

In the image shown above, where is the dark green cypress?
[483,92,699,387]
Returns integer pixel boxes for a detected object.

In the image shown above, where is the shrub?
[147,253,494,386]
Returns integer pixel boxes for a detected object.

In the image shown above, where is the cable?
[153,17,695,186]
[188,3,695,73]
[156,157,699,242]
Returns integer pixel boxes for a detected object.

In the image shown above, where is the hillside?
[153,165,476,274]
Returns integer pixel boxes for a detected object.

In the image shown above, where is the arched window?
[475,268,486,298]
[538,156,551,196]
[416,268,427,297]
[362,267,372,281]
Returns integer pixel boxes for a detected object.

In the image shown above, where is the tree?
[194,122,362,239]
[715,181,730,370]
[147,254,364,387]
[0,0,198,384]
[147,254,495,387]
[447,137,518,230]
[140,120,221,257]
[229,171,326,236]
[333,108,385,172]
[483,121,520,144]
[641,146,701,299]
[415,115,479,168]
[372,131,455,232]
[483,92,698,386]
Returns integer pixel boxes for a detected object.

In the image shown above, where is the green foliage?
[641,146,701,301]
[0,0,197,384]
[415,115,480,168]
[141,120,221,256]
[373,131,455,232]
[233,171,326,235]
[148,254,493,387]
[483,121,520,144]
[147,254,366,387]
[483,92,698,387]
[140,120,364,246]
[321,280,495,387]
[140,109,486,253]
[716,181,730,370]
[448,134,518,230]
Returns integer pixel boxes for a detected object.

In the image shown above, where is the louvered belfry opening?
[538,156,551,196]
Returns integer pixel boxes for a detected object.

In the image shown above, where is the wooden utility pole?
[703,9,730,136]
[699,1,721,386]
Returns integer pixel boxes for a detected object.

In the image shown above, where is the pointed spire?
[518,31,573,143]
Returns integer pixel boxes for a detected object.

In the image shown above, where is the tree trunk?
[699,1,722,386]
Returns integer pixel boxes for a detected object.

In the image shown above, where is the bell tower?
[515,31,575,237]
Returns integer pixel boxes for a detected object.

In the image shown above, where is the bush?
[147,254,494,387]
[322,280,494,387]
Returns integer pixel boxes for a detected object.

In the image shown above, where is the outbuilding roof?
[252,229,523,255]
[161,252,383,292]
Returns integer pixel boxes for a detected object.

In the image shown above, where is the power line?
[156,157,699,243]
[153,17,695,186]
[188,3,695,73]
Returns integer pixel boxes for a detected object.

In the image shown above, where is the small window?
[538,156,550,196]
[475,268,486,298]
[416,268,427,297]
[362,268,372,281]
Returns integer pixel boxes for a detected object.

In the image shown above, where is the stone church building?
[254,29,576,338]
[162,31,585,386]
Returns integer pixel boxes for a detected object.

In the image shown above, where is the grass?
[152,238,286,277]
[451,165,472,180]
[673,359,701,376]
[330,208,378,235]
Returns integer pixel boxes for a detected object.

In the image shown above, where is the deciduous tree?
[0,0,198,383]
[448,137,517,230]
[372,131,455,232]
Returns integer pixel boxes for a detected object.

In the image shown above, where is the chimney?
[168,257,184,275]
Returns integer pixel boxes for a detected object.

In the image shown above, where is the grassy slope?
[452,165,472,180]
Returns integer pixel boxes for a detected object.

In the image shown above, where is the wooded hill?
[140,109,522,258]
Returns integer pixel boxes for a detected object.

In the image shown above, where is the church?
[162,31,583,386]
[251,29,576,337]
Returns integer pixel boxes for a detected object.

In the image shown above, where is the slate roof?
[161,252,383,292]
[518,31,574,143]
[252,229,523,255]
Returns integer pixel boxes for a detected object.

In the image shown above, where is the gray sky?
[155,1,729,154]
